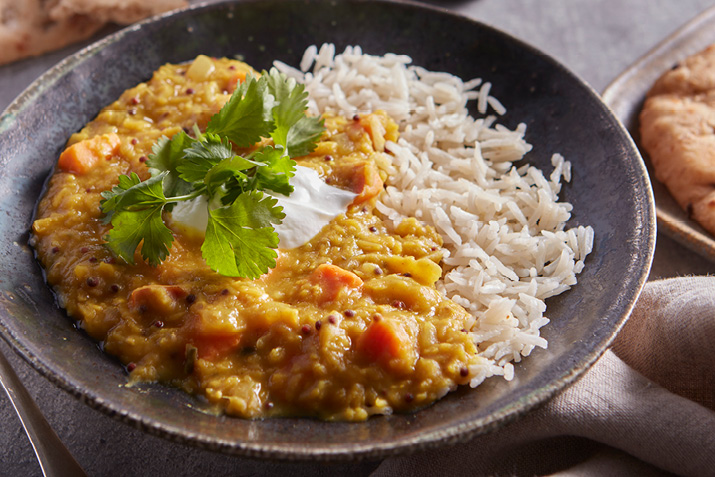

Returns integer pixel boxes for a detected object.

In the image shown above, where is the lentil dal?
[31,56,482,420]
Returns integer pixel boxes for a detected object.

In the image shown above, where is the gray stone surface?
[1,0,714,475]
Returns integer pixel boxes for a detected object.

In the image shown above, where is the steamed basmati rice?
[275,45,594,387]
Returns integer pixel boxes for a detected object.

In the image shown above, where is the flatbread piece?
[640,44,715,235]
[0,0,186,65]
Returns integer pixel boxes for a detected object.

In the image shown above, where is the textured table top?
[1,1,714,475]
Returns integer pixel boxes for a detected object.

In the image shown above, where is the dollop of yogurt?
[170,166,357,249]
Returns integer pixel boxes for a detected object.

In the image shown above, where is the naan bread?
[0,0,186,65]
[640,45,715,235]
[48,0,187,25]
[0,1,103,65]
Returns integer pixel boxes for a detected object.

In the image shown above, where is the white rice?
[274,44,594,387]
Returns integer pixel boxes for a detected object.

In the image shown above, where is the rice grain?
[276,45,594,386]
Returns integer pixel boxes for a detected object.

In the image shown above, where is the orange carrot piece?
[57,133,120,174]
[191,331,241,361]
[310,263,363,303]
[356,318,410,366]
[185,300,243,361]
[350,162,383,204]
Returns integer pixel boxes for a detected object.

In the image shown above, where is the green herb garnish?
[100,67,324,278]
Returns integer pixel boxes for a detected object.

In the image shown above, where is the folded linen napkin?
[372,276,715,477]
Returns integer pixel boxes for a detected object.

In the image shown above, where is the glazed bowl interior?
[0,0,654,460]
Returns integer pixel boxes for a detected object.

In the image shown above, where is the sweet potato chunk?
[186,306,244,361]
[356,317,417,374]
[190,331,241,361]
[352,162,383,204]
[311,263,363,303]
[331,161,383,204]
[57,133,120,174]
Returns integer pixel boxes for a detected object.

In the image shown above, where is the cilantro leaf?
[100,172,168,219]
[100,172,142,222]
[285,115,324,158]
[206,74,275,147]
[100,172,173,265]
[104,206,174,266]
[265,69,307,148]
[177,133,235,184]
[252,146,296,196]
[146,132,195,199]
[201,191,284,278]
[203,155,257,200]
[265,68,324,158]
[99,61,327,278]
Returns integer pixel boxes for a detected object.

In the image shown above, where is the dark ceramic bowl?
[0,0,654,460]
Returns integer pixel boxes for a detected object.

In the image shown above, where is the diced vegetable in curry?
[31,56,483,421]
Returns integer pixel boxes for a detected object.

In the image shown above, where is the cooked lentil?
[31,56,482,421]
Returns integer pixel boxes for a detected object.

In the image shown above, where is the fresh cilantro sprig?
[99,67,324,278]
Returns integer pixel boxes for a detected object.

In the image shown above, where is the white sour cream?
[170,166,357,249]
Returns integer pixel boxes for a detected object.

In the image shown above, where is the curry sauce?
[31,56,482,421]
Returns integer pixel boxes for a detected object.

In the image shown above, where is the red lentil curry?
[31,55,481,421]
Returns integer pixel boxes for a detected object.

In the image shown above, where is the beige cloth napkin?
[372,276,715,477]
